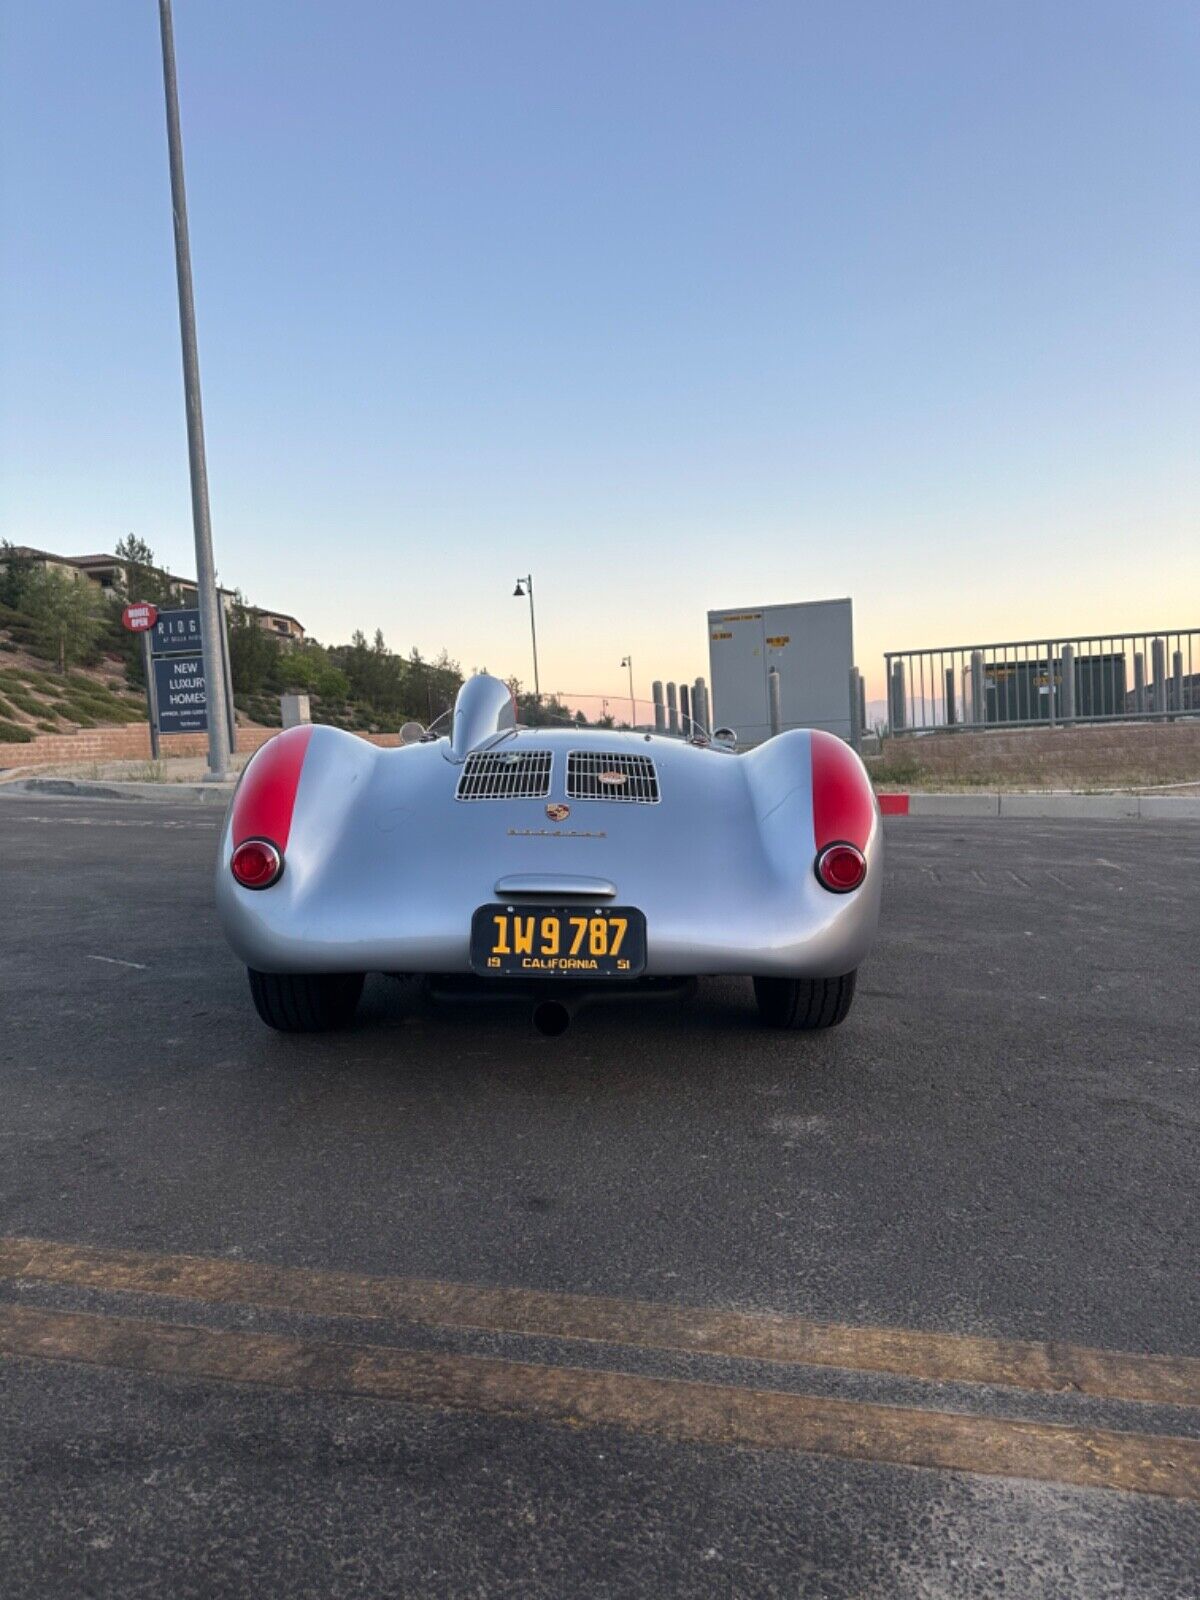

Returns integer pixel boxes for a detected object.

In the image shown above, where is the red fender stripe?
[810,729,875,851]
[231,726,314,849]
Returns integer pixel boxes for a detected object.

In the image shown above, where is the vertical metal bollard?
[970,650,985,726]
[652,680,666,734]
[1134,652,1146,715]
[693,678,709,736]
[1060,644,1076,722]
[889,660,907,733]
[849,667,863,751]
[1173,650,1184,718]
[858,673,867,738]
[666,681,679,736]
[1045,643,1056,727]
[944,667,956,727]
[768,667,783,738]
[1151,638,1167,718]
[679,683,691,732]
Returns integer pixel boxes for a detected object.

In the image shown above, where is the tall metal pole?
[158,0,230,779]
[522,574,540,702]
[621,655,635,726]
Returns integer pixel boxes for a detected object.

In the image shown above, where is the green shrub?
[0,719,33,743]
[71,698,124,720]
[1,666,57,693]
[36,720,60,733]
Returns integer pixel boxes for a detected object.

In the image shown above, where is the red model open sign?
[121,602,159,633]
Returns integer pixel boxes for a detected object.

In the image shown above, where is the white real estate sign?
[707,598,854,746]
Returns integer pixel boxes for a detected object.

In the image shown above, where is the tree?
[113,535,175,608]
[313,662,349,701]
[0,541,36,608]
[104,536,184,682]
[22,566,104,671]
[227,605,281,694]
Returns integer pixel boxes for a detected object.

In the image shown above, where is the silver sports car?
[216,673,882,1035]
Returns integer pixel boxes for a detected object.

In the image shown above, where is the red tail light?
[815,841,866,893]
[231,838,283,889]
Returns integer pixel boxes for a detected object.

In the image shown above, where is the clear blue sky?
[2,1,1196,701]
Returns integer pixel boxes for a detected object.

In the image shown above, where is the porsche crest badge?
[545,803,571,822]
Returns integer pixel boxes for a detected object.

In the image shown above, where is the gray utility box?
[280,693,312,729]
[707,598,854,746]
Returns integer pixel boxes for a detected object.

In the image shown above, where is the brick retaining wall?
[1,723,403,769]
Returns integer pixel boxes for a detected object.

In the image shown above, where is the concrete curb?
[3,776,1197,819]
[0,777,235,804]
[879,791,1200,820]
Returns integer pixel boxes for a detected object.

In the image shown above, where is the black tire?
[753,971,857,1030]
[247,969,365,1033]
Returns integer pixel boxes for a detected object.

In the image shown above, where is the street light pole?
[620,655,635,727]
[157,0,230,780]
[513,574,540,702]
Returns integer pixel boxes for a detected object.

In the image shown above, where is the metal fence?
[883,629,1200,735]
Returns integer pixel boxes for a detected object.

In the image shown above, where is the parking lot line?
[3,1235,1198,1409]
[1,1301,1197,1500]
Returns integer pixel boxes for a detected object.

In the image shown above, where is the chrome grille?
[566,751,660,803]
[456,749,552,800]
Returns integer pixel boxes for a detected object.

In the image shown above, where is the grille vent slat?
[566,751,660,803]
[456,750,552,801]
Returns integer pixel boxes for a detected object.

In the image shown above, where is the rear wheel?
[247,969,365,1033]
[753,971,856,1030]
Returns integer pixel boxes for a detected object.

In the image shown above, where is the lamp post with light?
[620,655,635,728]
[513,574,540,703]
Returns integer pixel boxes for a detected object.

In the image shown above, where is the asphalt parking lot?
[1,792,1197,1599]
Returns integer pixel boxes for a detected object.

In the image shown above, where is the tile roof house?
[1,546,305,643]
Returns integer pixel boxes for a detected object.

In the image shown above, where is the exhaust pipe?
[531,998,573,1037]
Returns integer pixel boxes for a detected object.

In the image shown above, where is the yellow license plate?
[470,905,647,978]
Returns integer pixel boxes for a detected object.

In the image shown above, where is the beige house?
[245,606,306,643]
[1,545,305,644]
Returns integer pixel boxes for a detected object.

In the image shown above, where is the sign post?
[218,603,237,753]
[121,602,161,759]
